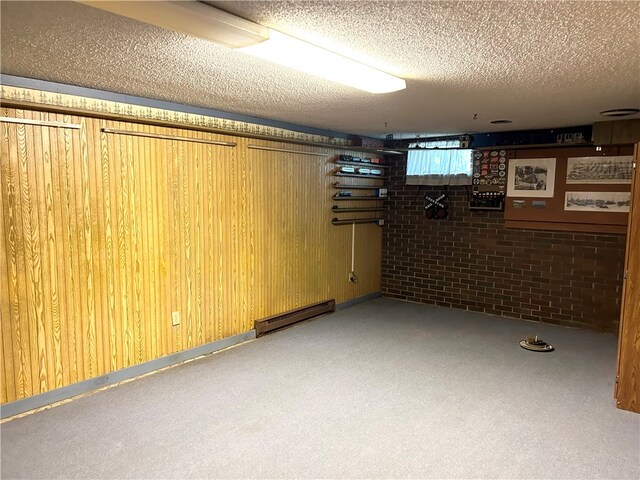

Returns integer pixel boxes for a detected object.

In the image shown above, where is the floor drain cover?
[520,336,554,352]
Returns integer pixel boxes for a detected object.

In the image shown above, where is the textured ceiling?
[1,1,639,137]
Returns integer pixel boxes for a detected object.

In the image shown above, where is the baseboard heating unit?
[254,299,336,337]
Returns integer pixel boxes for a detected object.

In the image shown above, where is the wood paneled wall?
[0,108,382,404]
[615,143,640,413]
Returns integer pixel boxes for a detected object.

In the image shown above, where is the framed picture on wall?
[507,158,556,198]
[566,156,633,184]
[564,191,631,212]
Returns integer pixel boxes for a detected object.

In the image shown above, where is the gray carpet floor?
[1,298,639,479]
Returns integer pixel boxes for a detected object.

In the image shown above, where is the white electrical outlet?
[171,311,181,326]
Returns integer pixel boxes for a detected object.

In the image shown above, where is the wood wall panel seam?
[0,117,16,403]
[6,119,31,398]
[615,143,640,413]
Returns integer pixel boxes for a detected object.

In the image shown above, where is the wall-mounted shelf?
[333,183,380,190]
[334,173,386,180]
[332,196,387,201]
[333,147,402,156]
[332,206,385,213]
[330,155,388,226]
[334,161,389,169]
[469,204,504,211]
[332,217,384,226]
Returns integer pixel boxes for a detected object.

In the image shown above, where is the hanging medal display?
[470,149,508,211]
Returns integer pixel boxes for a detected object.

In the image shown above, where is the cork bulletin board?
[504,145,634,233]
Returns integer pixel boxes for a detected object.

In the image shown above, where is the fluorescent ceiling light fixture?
[76,1,269,48]
[78,1,405,93]
[240,29,406,94]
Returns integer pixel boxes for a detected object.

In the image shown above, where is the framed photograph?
[507,158,556,198]
[566,155,633,184]
[564,191,631,212]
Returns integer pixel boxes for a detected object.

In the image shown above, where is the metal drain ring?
[520,340,554,352]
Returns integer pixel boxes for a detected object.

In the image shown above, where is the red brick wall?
[382,157,627,332]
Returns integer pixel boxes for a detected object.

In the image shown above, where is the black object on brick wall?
[382,157,626,332]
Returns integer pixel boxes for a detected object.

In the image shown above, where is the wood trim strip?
[0,117,81,129]
[1,77,354,145]
[2,95,401,153]
[614,143,640,412]
[247,144,328,156]
[504,220,627,234]
[101,128,237,147]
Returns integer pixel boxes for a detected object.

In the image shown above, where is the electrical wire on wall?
[409,185,433,217]
[349,222,358,283]
[412,187,425,207]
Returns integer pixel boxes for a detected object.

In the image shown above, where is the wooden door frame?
[615,143,639,411]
